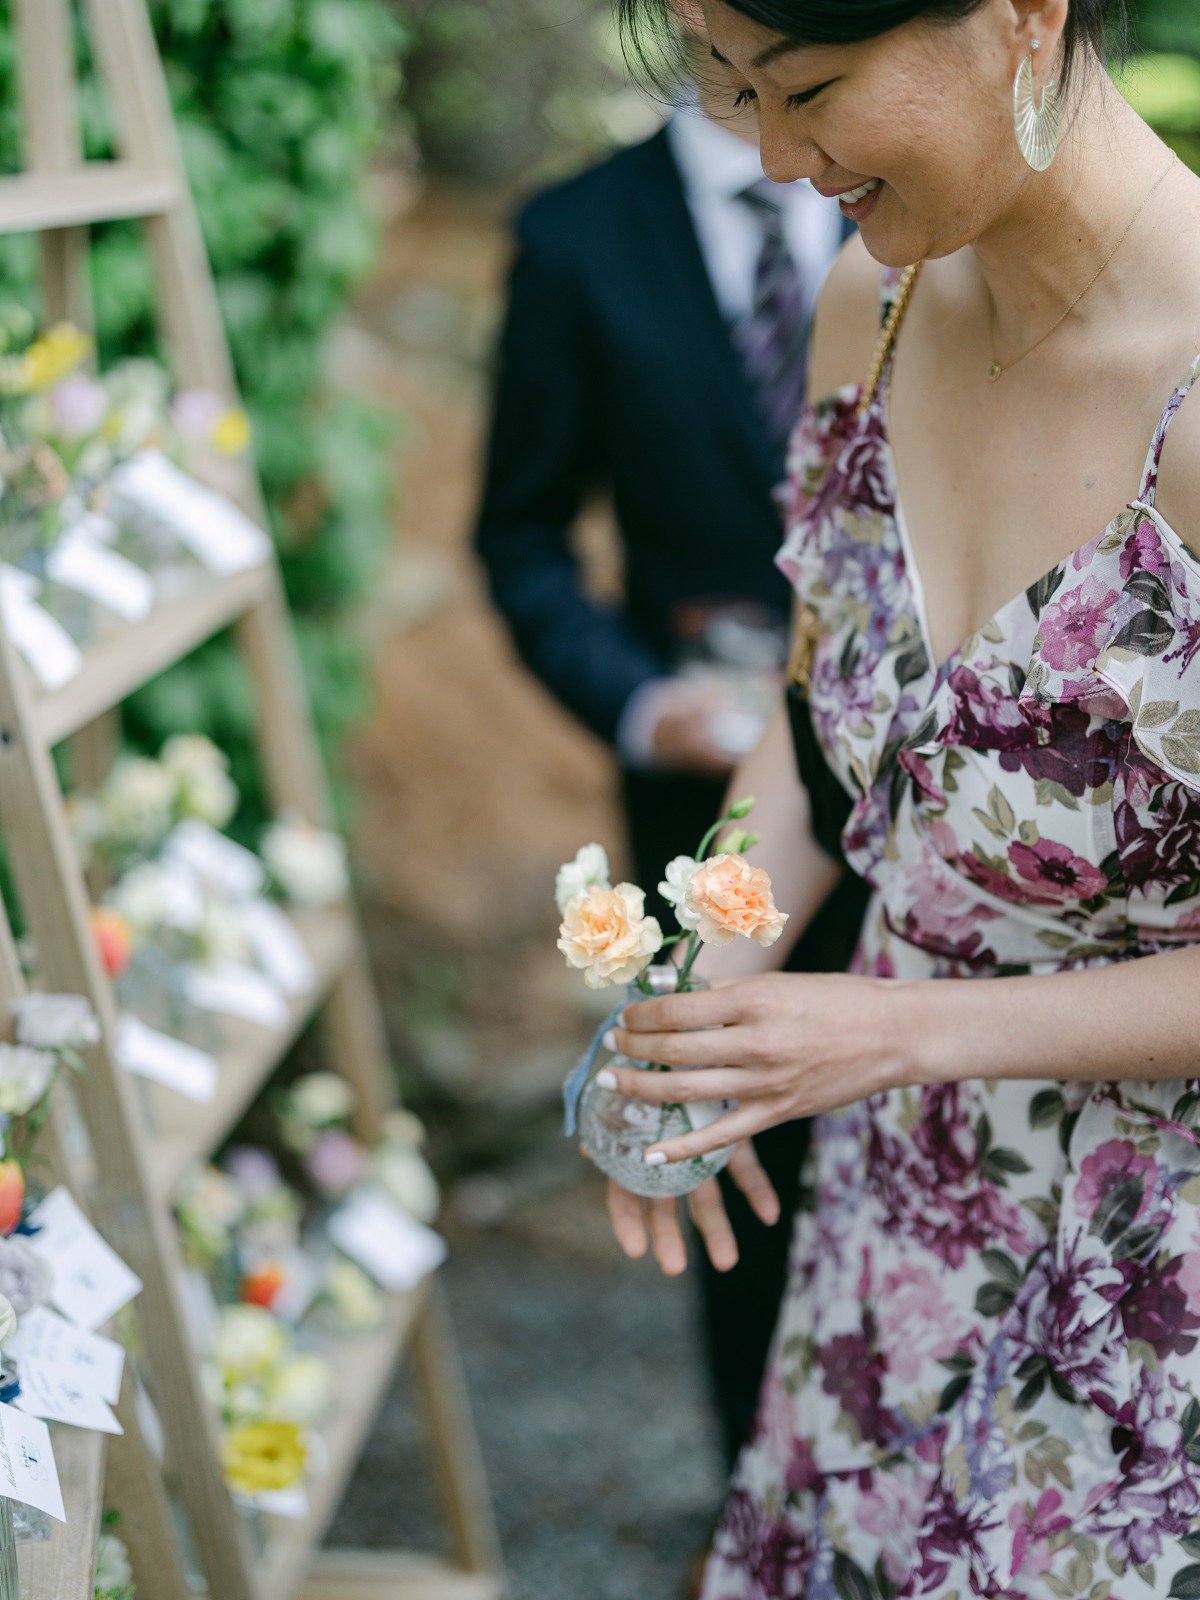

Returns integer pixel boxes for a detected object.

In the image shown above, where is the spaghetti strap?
[1139,351,1200,506]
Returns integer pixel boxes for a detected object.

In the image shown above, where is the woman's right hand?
[605,1141,781,1275]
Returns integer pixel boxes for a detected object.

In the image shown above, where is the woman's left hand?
[602,971,919,1167]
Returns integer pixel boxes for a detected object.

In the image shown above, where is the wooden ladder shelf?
[0,2,504,1597]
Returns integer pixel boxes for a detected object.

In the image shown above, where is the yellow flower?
[20,324,93,392]
[221,1420,307,1494]
[212,407,251,455]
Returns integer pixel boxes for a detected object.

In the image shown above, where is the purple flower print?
[1037,576,1120,673]
[1092,1366,1200,1568]
[1008,1488,1072,1581]
[817,1311,896,1447]
[714,1491,810,1599]
[835,432,892,515]
[854,1470,930,1582]
[1122,1257,1200,1360]
[877,1263,970,1384]
[903,1477,1005,1598]
[1006,1235,1128,1412]
[1119,517,1172,583]
[944,665,1040,754]
[1116,777,1200,890]
[1074,1140,1157,1225]
[1006,838,1108,905]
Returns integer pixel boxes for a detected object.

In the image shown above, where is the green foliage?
[0,0,408,831]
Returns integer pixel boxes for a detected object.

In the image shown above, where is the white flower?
[162,735,238,829]
[107,861,170,932]
[287,1072,354,1130]
[197,899,251,968]
[0,1294,17,1348]
[93,1531,133,1593]
[554,843,611,915]
[0,1044,55,1116]
[658,855,703,931]
[101,757,176,848]
[261,815,348,907]
[0,1238,53,1315]
[318,1258,382,1333]
[382,1108,426,1148]
[269,1353,336,1427]
[212,1304,288,1383]
[372,1146,440,1224]
[12,993,99,1051]
[177,1166,246,1263]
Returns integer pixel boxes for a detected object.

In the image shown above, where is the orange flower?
[557,883,663,990]
[0,1161,25,1235]
[684,854,789,948]
[90,908,132,979]
[241,1263,286,1311]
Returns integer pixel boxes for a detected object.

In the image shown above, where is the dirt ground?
[326,179,732,1596]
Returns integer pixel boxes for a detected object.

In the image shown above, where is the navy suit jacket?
[475,127,849,745]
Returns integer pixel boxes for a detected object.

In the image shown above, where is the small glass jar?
[579,966,736,1199]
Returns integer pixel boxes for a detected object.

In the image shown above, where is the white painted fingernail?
[644,1151,668,1167]
[595,1069,618,1090]
[602,1030,618,1052]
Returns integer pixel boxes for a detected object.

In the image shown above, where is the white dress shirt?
[618,108,845,768]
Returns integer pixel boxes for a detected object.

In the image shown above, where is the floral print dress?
[701,269,1200,1600]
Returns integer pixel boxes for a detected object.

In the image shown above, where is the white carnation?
[261,815,348,907]
[212,1304,288,1383]
[288,1072,354,1129]
[12,993,99,1051]
[0,1044,56,1116]
[93,1532,133,1593]
[163,735,238,829]
[269,1353,336,1427]
[102,757,176,848]
[554,843,611,914]
[372,1146,441,1224]
[658,855,703,931]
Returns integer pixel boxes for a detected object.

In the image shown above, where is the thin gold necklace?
[986,155,1177,382]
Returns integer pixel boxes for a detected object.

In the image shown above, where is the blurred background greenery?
[0,0,1192,833]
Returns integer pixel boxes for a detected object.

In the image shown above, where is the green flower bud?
[727,795,756,819]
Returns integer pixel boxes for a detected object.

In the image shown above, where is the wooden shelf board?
[302,1549,505,1600]
[17,1425,105,1599]
[0,164,178,232]
[263,1286,429,1600]
[33,565,272,748]
[145,905,357,1196]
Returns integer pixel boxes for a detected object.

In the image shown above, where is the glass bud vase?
[579,966,735,1199]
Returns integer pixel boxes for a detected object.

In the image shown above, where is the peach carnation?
[684,853,789,948]
[557,883,663,990]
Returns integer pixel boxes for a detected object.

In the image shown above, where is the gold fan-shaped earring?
[1013,40,1061,172]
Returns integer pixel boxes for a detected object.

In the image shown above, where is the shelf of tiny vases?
[577,966,736,1199]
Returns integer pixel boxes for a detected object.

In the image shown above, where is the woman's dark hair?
[619,0,1128,97]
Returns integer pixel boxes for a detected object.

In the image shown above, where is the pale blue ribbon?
[562,1004,625,1139]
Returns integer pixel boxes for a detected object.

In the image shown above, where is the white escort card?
[47,523,155,620]
[184,964,288,1029]
[0,566,82,690]
[244,899,316,995]
[28,1187,142,1331]
[163,817,265,899]
[327,1187,447,1293]
[0,1403,64,1521]
[116,1014,219,1103]
[108,450,272,576]
[11,1307,124,1406]
[14,1358,122,1435]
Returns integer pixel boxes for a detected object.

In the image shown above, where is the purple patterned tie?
[734,182,811,455]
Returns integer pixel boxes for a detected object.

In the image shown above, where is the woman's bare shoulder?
[807,233,884,402]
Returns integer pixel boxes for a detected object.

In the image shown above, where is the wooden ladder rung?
[0,162,178,232]
[302,1551,507,1600]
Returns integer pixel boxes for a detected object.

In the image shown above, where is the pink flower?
[1119,517,1171,582]
[1006,837,1108,904]
[1008,1488,1071,1579]
[305,1130,368,1197]
[1037,576,1119,673]
[684,854,789,949]
[1074,1139,1156,1226]
[50,374,107,438]
[224,1146,281,1201]
[855,1472,928,1580]
[876,1262,968,1383]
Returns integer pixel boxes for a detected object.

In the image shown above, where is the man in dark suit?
[475,78,867,1471]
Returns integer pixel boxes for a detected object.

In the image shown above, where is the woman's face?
[697,0,1065,265]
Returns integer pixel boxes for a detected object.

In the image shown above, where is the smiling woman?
[597,0,1200,1596]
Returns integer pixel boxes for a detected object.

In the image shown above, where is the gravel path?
[329,1136,727,1599]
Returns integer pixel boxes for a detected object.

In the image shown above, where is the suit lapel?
[635,129,783,492]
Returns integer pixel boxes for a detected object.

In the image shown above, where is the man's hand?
[604,1140,781,1276]
[649,679,740,778]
